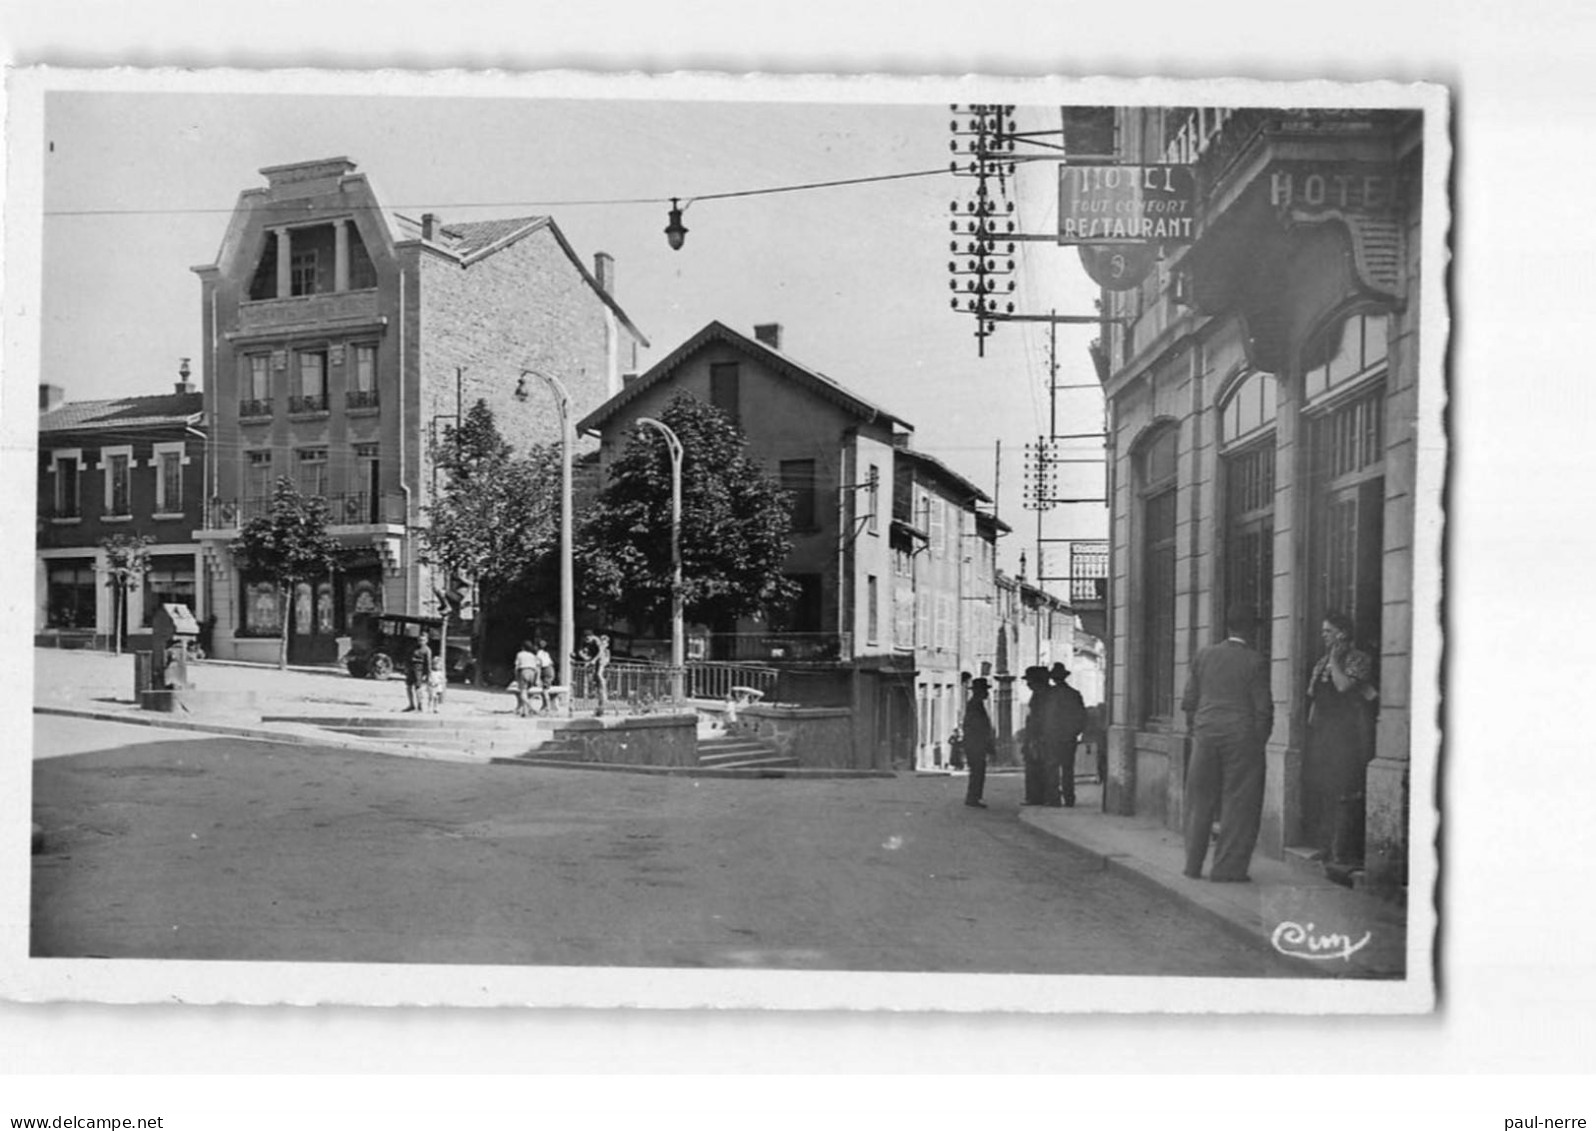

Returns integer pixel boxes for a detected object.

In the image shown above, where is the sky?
[37,81,1107,583]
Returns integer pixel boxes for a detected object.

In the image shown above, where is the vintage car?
[345,613,475,683]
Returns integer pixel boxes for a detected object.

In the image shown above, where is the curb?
[489,755,897,780]
[32,704,491,764]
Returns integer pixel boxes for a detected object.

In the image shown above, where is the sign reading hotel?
[1058,164,1197,244]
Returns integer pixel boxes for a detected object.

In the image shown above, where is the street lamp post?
[523,369,574,713]
[636,417,684,706]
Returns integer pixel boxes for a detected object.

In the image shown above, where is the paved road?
[32,715,1300,976]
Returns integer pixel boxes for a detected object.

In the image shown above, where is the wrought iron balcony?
[288,394,329,415]
[238,398,273,419]
[345,389,379,410]
[208,491,376,530]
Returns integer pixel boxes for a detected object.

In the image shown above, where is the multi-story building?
[190,157,645,664]
[36,373,206,652]
[891,447,1000,770]
[577,320,1005,771]
[1086,106,1430,893]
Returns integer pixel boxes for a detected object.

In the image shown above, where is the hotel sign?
[1058,164,1197,245]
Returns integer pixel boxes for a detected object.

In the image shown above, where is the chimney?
[594,252,615,295]
[421,212,439,241]
[753,323,782,351]
[175,357,195,395]
[39,384,64,413]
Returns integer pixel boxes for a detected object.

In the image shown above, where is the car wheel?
[369,652,394,679]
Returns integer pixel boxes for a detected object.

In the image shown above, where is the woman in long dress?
[1305,611,1377,867]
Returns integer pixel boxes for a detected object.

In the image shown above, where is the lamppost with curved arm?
[522,369,573,709]
[635,416,684,705]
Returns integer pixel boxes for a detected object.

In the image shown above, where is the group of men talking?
[959,662,1089,810]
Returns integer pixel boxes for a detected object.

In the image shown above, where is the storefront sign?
[1268,163,1400,214]
[1058,164,1197,244]
[1077,243,1161,291]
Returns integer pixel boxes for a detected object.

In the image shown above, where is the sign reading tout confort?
[1058,164,1198,244]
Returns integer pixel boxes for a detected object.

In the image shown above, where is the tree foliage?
[575,391,796,634]
[422,399,562,677]
[99,533,155,655]
[230,476,342,669]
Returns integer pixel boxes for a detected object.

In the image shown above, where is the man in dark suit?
[961,678,996,808]
[1180,603,1274,882]
[1019,666,1052,805]
[1049,662,1088,807]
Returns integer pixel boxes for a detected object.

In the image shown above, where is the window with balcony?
[240,354,272,418]
[102,445,133,518]
[291,350,328,414]
[347,343,378,409]
[245,449,273,513]
[296,448,329,498]
[353,442,380,523]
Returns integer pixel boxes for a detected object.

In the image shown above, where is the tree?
[230,476,342,670]
[422,399,561,683]
[575,391,797,638]
[99,533,154,655]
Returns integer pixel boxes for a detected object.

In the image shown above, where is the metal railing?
[346,389,380,410]
[209,491,373,528]
[564,660,780,710]
[288,393,329,414]
[238,398,273,419]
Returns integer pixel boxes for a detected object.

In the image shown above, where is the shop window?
[1139,426,1179,722]
[46,560,97,629]
[143,555,196,627]
[242,578,282,635]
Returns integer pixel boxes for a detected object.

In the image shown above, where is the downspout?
[398,267,411,615]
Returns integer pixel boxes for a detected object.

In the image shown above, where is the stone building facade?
[576,320,1008,771]
[190,157,645,664]
[1091,107,1432,893]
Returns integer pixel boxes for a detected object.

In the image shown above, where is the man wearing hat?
[1179,602,1274,882]
[961,678,996,808]
[1020,666,1053,805]
[1049,662,1089,807]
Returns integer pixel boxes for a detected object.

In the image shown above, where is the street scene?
[19,75,1442,1003]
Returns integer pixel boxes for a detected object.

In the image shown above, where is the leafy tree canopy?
[230,477,342,585]
[575,391,796,633]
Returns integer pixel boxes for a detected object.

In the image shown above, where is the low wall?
[736,704,856,769]
[548,713,698,767]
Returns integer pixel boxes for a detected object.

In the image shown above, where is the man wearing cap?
[961,678,996,808]
[1020,666,1052,805]
[1049,662,1089,807]
[1180,603,1275,882]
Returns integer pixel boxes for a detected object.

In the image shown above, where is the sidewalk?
[1018,782,1410,979]
[32,648,1409,977]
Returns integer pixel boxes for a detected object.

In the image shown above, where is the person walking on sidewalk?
[1048,663,1088,807]
[1180,603,1274,882]
[404,635,434,713]
[1020,666,1052,806]
[961,678,996,808]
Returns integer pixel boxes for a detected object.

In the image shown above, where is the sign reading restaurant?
[1058,164,1198,244]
